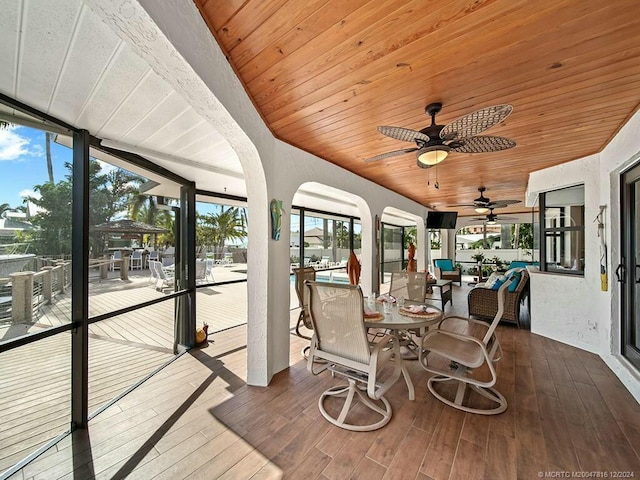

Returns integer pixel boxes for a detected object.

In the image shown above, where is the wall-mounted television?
[426,211,458,229]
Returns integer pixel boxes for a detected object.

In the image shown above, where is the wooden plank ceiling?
[195,0,640,215]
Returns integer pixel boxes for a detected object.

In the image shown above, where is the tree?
[197,206,247,253]
[0,203,10,219]
[404,227,417,248]
[129,192,159,225]
[26,159,145,255]
[334,221,350,248]
[25,179,73,255]
[45,132,54,183]
[511,223,533,249]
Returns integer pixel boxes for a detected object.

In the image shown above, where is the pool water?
[289,274,350,284]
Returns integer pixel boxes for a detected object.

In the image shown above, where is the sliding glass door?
[620,163,640,370]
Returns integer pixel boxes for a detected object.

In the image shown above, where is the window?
[539,185,585,275]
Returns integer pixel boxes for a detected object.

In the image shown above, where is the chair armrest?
[422,328,485,348]
[436,315,490,330]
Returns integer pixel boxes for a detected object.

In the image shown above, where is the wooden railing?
[0,261,71,323]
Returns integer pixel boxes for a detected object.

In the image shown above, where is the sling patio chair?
[306,281,402,431]
[420,277,513,415]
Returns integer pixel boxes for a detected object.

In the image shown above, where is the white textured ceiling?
[0,0,242,195]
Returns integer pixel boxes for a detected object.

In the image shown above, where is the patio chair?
[306,281,402,431]
[388,271,430,358]
[204,259,215,283]
[148,260,160,285]
[195,260,206,284]
[420,277,513,415]
[148,251,159,262]
[292,266,316,341]
[110,250,121,271]
[130,250,143,270]
[434,259,462,286]
[153,260,174,291]
[389,271,428,304]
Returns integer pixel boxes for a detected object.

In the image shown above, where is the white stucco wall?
[91,0,430,385]
[526,154,603,352]
[527,109,640,402]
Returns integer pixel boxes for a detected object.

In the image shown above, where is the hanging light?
[474,206,490,214]
[416,145,450,168]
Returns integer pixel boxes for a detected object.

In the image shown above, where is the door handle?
[636,265,640,284]
[615,263,625,283]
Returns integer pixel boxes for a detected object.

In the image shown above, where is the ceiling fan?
[472,208,516,225]
[364,102,516,167]
[450,186,521,214]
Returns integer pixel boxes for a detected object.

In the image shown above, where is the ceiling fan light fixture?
[486,219,497,225]
[416,145,450,167]
[474,206,490,214]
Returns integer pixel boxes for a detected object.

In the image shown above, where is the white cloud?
[97,160,118,174]
[0,127,31,161]
[19,189,41,200]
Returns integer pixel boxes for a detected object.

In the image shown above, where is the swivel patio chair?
[306,281,402,431]
[434,259,462,286]
[292,266,316,340]
[420,277,513,415]
[389,271,428,304]
[388,271,430,358]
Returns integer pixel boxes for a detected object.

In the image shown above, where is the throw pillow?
[507,271,522,292]
[484,272,500,288]
[491,276,506,290]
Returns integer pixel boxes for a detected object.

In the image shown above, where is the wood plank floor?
[4,283,639,479]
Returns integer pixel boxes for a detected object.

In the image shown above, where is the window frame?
[539,185,585,276]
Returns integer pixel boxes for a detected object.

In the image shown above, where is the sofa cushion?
[435,259,455,271]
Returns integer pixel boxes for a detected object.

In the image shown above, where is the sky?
[0,125,72,208]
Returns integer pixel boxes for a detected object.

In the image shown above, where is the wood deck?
[3,282,640,479]
[0,265,259,473]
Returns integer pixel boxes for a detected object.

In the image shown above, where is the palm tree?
[129,193,159,225]
[199,206,247,254]
[45,132,54,183]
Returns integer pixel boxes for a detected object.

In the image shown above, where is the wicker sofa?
[467,269,529,327]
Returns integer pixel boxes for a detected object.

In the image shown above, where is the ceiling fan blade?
[447,204,477,208]
[377,126,430,143]
[486,199,521,208]
[449,135,516,153]
[441,104,513,140]
[364,147,418,163]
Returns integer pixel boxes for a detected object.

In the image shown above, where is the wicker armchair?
[467,269,529,328]
[434,259,462,286]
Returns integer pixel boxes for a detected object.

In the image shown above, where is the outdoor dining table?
[363,299,443,401]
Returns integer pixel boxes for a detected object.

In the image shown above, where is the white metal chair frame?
[420,278,513,415]
[306,281,403,431]
[150,260,174,291]
[130,250,143,270]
